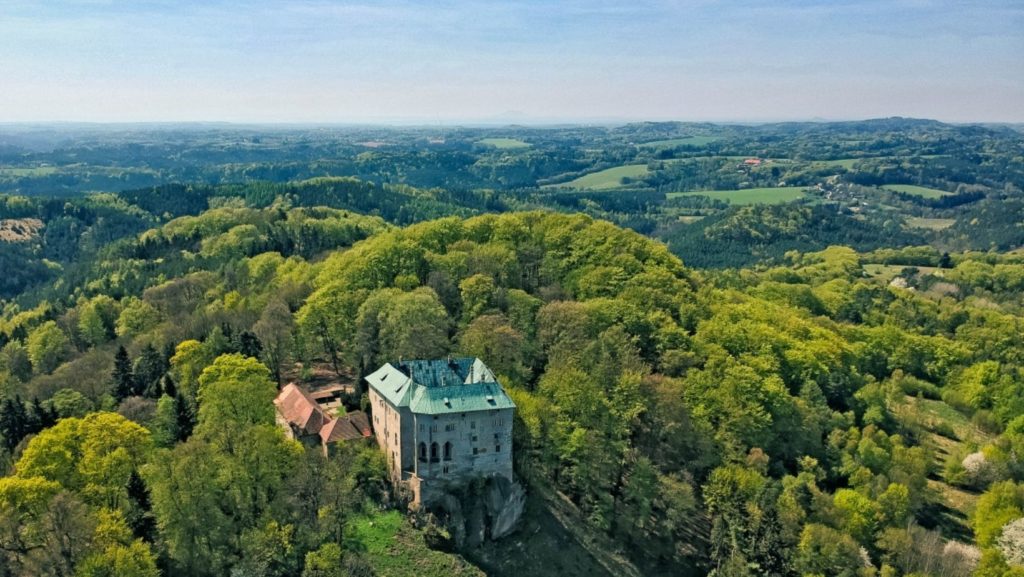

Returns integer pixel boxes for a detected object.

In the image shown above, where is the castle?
[365,356,515,505]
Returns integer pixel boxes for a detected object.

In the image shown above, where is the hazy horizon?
[2,0,1022,124]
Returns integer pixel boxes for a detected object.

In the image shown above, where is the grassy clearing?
[813,158,861,169]
[667,186,808,205]
[551,164,650,190]
[478,138,531,149]
[347,510,483,577]
[863,264,943,283]
[900,396,990,446]
[892,395,992,541]
[639,136,719,148]
[677,215,705,224]
[906,217,956,230]
[883,184,953,199]
[0,166,59,177]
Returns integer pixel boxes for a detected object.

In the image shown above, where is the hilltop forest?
[1,120,1024,577]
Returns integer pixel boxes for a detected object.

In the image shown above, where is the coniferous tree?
[112,345,135,401]
[134,343,167,398]
[236,331,263,360]
[25,397,55,434]
[939,251,953,268]
[161,374,177,399]
[174,392,195,442]
[0,396,27,450]
[126,469,157,542]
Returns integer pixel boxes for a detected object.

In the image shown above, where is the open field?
[906,217,956,230]
[668,186,808,205]
[552,164,650,190]
[863,263,942,282]
[639,136,719,148]
[478,138,531,149]
[0,166,60,177]
[883,184,953,198]
[814,158,862,169]
[348,511,484,577]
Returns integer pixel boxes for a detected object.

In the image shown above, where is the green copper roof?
[365,357,515,415]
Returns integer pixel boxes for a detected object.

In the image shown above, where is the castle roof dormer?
[365,356,515,415]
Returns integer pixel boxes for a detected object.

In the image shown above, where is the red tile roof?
[319,411,373,444]
[274,383,328,436]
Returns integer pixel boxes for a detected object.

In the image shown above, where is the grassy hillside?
[883,184,953,198]
[552,164,650,190]
[478,137,531,149]
[668,186,808,204]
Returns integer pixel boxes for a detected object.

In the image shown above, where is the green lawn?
[638,136,719,148]
[347,511,483,577]
[478,138,531,149]
[883,184,953,199]
[667,186,808,205]
[551,164,650,190]
[906,217,956,230]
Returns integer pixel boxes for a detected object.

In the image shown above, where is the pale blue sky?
[1,0,1021,123]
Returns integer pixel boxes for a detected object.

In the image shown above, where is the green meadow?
[347,511,482,577]
[553,164,650,190]
[477,137,531,149]
[0,166,60,177]
[668,186,808,205]
[883,184,953,199]
[638,135,720,148]
[906,217,956,230]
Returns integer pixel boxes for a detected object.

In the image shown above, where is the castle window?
[430,442,439,462]
[445,423,456,432]
[470,421,476,429]
[495,445,501,452]
[473,447,478,455]
[443,465,450,474]
[443,441,452,461]
[472,435,478,442]
[418,443,426,462]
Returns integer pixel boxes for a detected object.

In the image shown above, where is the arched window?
[430,442,439,462]
[418,442,427,462]
[443,441,453,461]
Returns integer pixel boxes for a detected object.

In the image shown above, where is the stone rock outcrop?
[432,474,526,548]
[484,475,525,540]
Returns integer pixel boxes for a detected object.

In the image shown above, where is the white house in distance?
[365,356,515,505]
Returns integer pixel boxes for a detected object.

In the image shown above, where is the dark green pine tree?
[939,252,953,269]
[112,345,135,401]
[236,331,263,359]
[161,374,177,399]
[174,393,195,442]
[0,396,28,451]
[125,470,157,542]
[134,344,167,398]
[32,397,57,429]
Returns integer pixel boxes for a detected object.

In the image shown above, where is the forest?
[1,119,1024,576]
